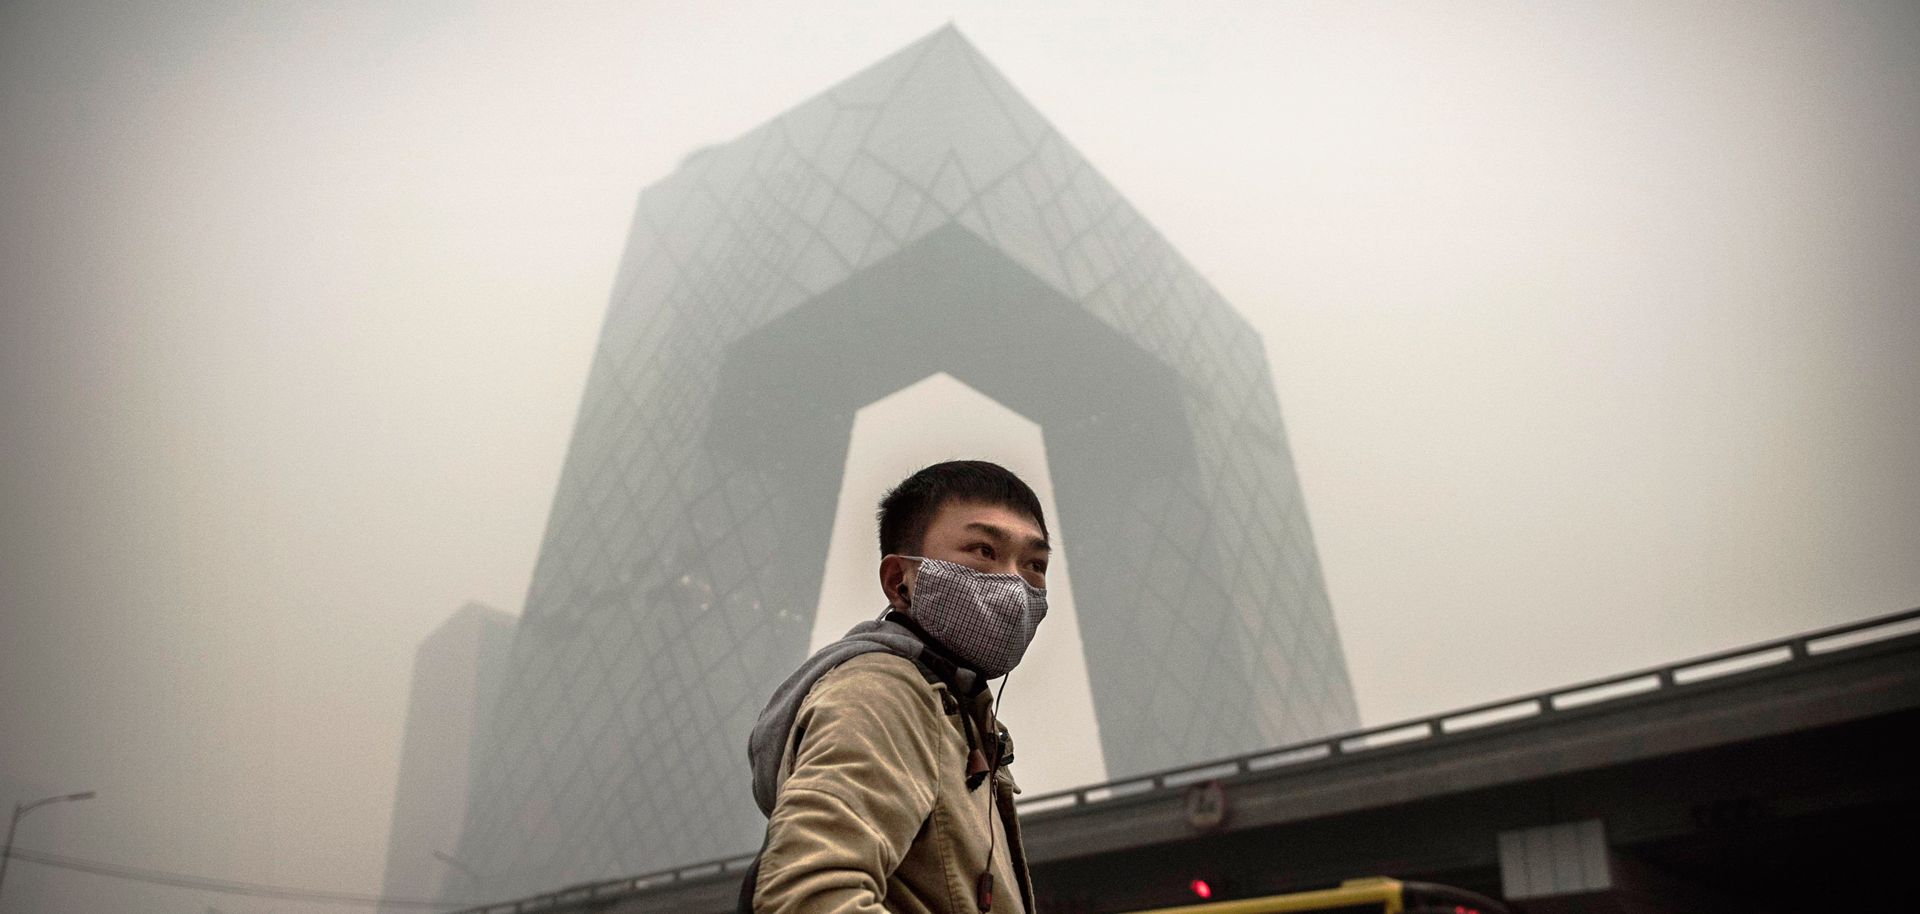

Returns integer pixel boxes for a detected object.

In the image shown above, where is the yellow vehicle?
[1121,877,1509,914]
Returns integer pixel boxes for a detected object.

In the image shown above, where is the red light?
[1190,880,1213,899]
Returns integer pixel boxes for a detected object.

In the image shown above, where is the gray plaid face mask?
[903,556,1048,678]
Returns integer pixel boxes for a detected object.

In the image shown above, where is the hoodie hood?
[749,616,971,817]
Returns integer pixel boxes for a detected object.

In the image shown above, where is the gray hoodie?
[746,615,980,817]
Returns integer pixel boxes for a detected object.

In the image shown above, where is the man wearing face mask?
[742,460,1051,914]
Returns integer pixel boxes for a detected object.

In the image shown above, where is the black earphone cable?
[978,667,1013,912]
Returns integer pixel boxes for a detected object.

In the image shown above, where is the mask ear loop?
[879,563,913,621]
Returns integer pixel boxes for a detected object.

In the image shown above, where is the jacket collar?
[883,610,989,698]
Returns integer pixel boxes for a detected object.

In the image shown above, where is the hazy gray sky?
[3,2,1916,912]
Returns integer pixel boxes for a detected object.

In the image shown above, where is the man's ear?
[878,554,916,610]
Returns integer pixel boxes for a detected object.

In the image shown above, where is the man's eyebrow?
[964,521,1052,553]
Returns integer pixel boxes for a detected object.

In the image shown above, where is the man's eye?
[970,543,994,558]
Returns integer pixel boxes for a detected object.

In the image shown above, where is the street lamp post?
[0,790,96,906]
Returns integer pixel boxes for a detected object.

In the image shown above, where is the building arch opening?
[810,371,1109,793]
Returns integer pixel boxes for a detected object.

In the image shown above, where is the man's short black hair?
[877,460,1048,557]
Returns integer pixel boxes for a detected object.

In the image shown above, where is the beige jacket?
[752,652,1036,914]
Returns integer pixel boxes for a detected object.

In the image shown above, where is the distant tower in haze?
[450,25,1359,899]
[376,602,515,913]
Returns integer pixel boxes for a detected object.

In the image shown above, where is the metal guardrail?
[1015,604,1920,814]
[451,605,1920,914]
[453,854,762,914]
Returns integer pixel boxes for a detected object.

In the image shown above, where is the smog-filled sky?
[3,1,1917,912]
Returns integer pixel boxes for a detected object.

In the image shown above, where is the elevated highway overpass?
[455,607,1920,914]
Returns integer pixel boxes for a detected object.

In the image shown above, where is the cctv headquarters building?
[442,26,1360,902]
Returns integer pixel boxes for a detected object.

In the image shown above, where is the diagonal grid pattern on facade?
[448,26,1360,901]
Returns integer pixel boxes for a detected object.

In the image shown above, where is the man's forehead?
[928,499,1047,544]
